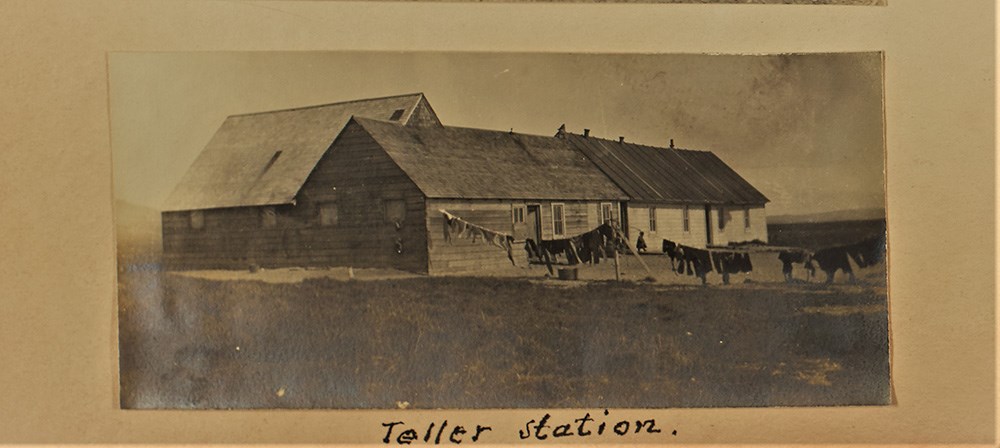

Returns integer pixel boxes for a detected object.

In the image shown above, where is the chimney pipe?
[619,136,625,143]
[583,129,590,137]
[669,138,675,149]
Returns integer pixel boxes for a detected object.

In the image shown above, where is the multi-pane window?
[600,203,613,225]
[682,206,690,232]
[648,207,657,232]
[744,207,751,230]
[512,206,526,224]
[319,203,338,226]
[552,203,565,236]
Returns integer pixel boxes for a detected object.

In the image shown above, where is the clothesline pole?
[615,227,653,275]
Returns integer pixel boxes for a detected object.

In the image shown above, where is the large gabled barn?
[161,93,768,274]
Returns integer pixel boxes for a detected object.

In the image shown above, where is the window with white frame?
[648,206,657,232]
[552,203,565,236]
[600,202,613,225]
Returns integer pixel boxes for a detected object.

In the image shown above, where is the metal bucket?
[557,268,578,280]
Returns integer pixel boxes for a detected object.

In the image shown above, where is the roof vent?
[619,136,625,143]
[669,138,675,149]
[555,124,567,138]
[583,129,590,137]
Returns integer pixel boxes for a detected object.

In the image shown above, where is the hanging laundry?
[439,210,518,267]
[812,246,855,284]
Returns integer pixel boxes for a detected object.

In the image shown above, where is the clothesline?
[440,209,517,266]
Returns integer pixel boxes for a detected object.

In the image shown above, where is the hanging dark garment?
[860,234,886,265]
[711,251,725,274]
[812,246,853,275]
[742,252,754,273]
[777,251,796,275]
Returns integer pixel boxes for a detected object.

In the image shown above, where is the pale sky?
[109,51,884,217]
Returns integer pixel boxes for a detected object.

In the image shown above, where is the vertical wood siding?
[162,123,429,272]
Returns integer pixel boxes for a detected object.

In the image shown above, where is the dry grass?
[118,266,890,409]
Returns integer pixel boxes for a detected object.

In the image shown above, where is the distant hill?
[767,207,886,225]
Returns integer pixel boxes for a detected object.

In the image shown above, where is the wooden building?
[563,132,770,250]
[162,93,768,274]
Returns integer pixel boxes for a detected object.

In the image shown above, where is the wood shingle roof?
[352,117,629,201]
[163,93,434,211]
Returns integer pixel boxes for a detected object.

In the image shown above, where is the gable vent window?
[389,109,406,121]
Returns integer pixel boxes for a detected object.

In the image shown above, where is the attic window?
[262,151,282,172]
[389,109,406,121]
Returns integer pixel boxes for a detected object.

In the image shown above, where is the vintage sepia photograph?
[113,51,889,409]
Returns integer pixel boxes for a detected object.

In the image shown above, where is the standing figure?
[636,231,648,254]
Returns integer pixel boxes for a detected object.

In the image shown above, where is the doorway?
[704,205,713,246]
[526,205,542,243]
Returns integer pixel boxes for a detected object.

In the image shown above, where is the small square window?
[190,210,204,229]
[385,199,406,223]
[261,207,277,228]
[389,109,406,121]
[319,203,338,226]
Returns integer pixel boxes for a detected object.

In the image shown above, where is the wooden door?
[704,205,713,246]
[526,205,541,242]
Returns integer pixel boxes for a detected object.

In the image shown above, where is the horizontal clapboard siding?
[162,123,429,272]
[426,199,612,275]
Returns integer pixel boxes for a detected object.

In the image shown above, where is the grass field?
[118,262,890,409]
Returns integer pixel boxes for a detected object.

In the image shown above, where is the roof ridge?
[227,92,425,118]
[355,118,565,140]
[565,131,710,153]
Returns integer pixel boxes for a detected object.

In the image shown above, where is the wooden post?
[614,248,621,282]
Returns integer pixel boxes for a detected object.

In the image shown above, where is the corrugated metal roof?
[352,117,629,201]
[163,93,431,211]
[564,133,769,205]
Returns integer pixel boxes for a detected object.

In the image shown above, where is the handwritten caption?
[381,410,675,444]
